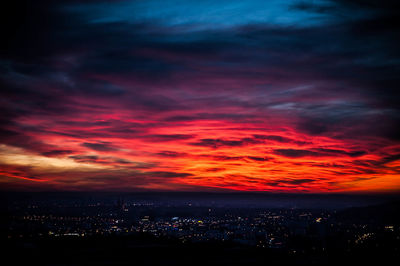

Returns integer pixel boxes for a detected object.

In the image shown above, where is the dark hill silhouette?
[335,200,400,224]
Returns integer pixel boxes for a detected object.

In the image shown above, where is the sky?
[1,0,400,193]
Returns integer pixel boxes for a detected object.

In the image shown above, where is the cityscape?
[2,0,400,265]
[3,193,399,265]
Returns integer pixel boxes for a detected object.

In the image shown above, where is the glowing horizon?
[1,0,399,193]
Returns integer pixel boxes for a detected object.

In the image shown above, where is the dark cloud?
[69,154,156,169]
[276,178,315,185]
[253,135,293,143]
[274,149,320,158]
[41,150,74,157]
[144,134,195,142]
[274,148,366,158]
[378,154,400,165]
[315,148,367,157]
[191,138,263,148]
[209,155,246,161]
[204,168,226,172]
[247,156,270,162]
[155,151,188,157]
[144,171,193,178]
[69,155,100,162]
[253,134,309,145]
[0,128,55,154]
[81,141,119,151]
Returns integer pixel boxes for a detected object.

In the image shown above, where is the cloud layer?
[1,0,399,192]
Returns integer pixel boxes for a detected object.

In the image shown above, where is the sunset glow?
[1,0,399,192]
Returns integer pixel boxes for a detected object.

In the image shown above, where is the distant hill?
[335,200,400,224]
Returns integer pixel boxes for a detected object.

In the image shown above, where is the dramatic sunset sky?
[1,0,399,192]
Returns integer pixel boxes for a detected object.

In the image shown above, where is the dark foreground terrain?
[4,233,400,266]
